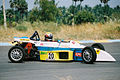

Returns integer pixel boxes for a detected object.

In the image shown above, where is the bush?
[75,10,95,24]
[7,21,17,27]
[115,26,120,32]
[11,22,17,27]
[111,12,120,21]
[32,21,41,27]
[0,14,4,25]
[0,19,4,25]
[15,25,27,31]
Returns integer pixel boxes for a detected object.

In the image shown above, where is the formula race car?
[8,31,116,64]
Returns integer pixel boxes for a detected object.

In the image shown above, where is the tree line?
[0,0,120,27]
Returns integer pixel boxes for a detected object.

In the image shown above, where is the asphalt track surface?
[0,43,120,80]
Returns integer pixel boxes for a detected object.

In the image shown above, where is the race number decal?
[48,53,54,59]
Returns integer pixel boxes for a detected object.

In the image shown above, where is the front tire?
[92,43,105,51]
[8,46,25,63]
[82,47,97,64]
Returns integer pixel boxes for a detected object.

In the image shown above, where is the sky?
[0,0,120,11]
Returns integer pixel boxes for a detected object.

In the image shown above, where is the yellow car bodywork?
[39,50,73,61]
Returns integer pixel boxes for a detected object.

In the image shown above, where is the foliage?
[0,10,4,25]
[92,4,113,23]
[9,0,28,22]
[114,5,120,13]
[115,26,120,32]
[15,25,27,31]
[111,6,120,21]
[0,0,120,26]
[28,7,40,23]
[75,10,95,24]
[6,9,15,27]
[111,12,120,21]
[11,22,17,27]
[100,0,110,5]
[34,0,59,22]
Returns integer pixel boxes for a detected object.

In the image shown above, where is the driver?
[30,31,40,41]
[45,32,53,41]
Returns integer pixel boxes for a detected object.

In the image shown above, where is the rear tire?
[8,46,25,63]
[92,43,105,51]
[82,47,97,64]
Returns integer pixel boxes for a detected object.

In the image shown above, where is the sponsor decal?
[96,49,100,54]
[75,53,82,57]
[40,43,44,45]
[20,39,30,41]
[40,51,47,55]
[72,41,75,44]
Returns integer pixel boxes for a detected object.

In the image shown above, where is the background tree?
[6,9,14,27]
[79,0,84,10]
[72,0,79,7]
[0,0,119,27]
[34,0,59,22]
[100,0,112,22]
[111,5,120,21]
[75,10,95,24]
[3,0,7,29]
[0,6,4,25]
[72,0,84,10]
[92,4,104,22]
[84,5,92,12]
[28,7,40,23]
[100,0,110,5]
[9,0,28,22]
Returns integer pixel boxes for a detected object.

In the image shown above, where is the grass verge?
[0,21,120,42]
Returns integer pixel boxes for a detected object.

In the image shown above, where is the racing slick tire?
[92,43,105,51]
[82,47,97,64]
[8,46,25,63]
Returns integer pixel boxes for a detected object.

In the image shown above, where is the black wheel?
[92,43,105,51]
[8,46,25,63]
[82,47,97,64]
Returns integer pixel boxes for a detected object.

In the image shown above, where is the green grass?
[15,25,27,31]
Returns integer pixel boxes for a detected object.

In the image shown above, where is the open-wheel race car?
[8,31,116,64]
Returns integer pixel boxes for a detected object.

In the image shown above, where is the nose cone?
[95,49,116,62]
